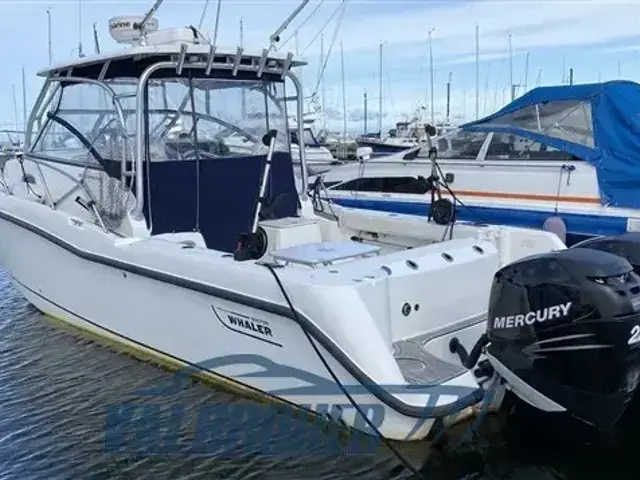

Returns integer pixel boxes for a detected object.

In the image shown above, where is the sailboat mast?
[78,0,84,58]
[523,52,529,93]
[240,17,246,118]
[475,24,479,119]
[508,33,513,101]
[378,41,383,136]
[12,84,18,131]
[21,66,27,131]
[364,91,368,134]
[341,42,347,138]
[428,28,435,125]
[320,33,326,131]
[47,8,52,65]
[446,72,451,125]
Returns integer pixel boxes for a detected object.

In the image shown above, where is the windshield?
[31,77,290,165]
[291,128,319,147]
[435,129,488,159]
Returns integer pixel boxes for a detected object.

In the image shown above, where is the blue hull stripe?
[331,197,628,241]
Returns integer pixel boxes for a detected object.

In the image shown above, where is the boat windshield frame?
[23,49,309,223]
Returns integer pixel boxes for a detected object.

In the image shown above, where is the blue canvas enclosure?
[461,80,640,209]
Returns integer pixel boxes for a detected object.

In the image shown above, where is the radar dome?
[108,15,159,44]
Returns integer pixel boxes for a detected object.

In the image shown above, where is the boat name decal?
[212,306,282,347]
[493,301,572,329]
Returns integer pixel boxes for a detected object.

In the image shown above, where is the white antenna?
[340,41,347,138]
[78,0,84,58]
[475,24,479,119]
[47,8,52,65]
[269,0,310,51]
[536,69,542,87]
[21,66,27,131]
[428,28,435,125]
[618,61,622,80]
[212,0,222,47]
[198,0,211,29]
[135,0,165,35]
[93,22,100,54]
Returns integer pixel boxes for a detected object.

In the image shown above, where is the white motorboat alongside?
[289,115,340,167]
[3,4,640,443]
[0,129,24,170]
[317,82,640,246]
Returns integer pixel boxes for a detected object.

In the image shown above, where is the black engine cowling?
[572,232,640,275]
[486,247,640,430]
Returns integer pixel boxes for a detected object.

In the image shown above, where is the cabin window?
[484,133,581,161]
[479,99,594,149]
[331,176,430,194]
[436,130,488,160]
[144,78,289,161]
[291,128,320,148]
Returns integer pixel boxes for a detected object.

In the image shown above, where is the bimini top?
[38,22,306,81]
[461,80,640,209]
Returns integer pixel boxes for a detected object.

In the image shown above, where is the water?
[0,270,638,480]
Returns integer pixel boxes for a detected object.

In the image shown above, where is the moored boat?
[2,2,640,444]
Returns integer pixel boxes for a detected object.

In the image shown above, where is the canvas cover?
[461,80,640,209]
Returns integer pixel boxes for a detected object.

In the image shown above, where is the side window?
[437,130,488,159]
[484,133,582,161]
[330,176,430,194]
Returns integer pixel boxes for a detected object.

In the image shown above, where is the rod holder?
[232,47,244,76]
[205,45,216,75]
[176,44,188,75]
[257,49,269,78]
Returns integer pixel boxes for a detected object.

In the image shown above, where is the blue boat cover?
[461,80,640,209]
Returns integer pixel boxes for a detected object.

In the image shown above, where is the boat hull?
[0,195,485,441]
[327,195,626,246]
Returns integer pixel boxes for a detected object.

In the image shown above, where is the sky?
[2,0,640,134]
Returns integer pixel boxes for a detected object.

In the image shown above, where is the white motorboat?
[2,4,640,444]
[0,129,24,170]
[357,110,430,156]
[316,82,640,246]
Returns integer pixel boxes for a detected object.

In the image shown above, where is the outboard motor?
[573,232,640,275]
[485,247,640,430]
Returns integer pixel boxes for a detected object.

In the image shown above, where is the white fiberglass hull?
[0,194,486,441]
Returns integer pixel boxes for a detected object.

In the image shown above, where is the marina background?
[2,0,640,133]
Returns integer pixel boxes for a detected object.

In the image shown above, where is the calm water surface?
[0,270,638,480]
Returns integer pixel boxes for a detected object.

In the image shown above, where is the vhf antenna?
[134,0,165,35]
[93,22,101,54]
[269,0,310,51]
